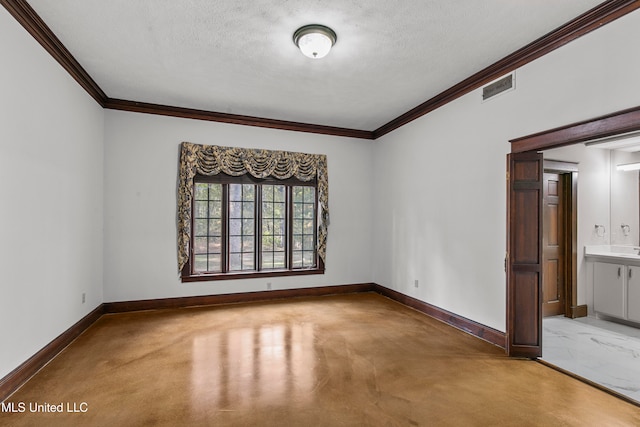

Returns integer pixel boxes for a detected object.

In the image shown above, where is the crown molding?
[373,0,640,139]
[3,0,638,140]
[104,98,374,139]
[0,0,107,106]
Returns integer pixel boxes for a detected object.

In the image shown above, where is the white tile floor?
[542,315,640,403]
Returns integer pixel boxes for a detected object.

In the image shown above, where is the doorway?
[543,170,567,317]
[541,161,580,319]
[506,105,640,358]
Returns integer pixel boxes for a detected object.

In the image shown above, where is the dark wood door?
[507,152,543,358]
[542,172,565,317]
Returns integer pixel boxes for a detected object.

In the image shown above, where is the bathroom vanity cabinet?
[593,262,625,318]
[592,262,640,321]
[586,246,640,325]
[628,266,640,323]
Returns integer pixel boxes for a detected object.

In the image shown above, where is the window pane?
[273,235,285,252]
[291,186,317,270]
[229,201,242,218]
[304,187,315,203]
[209,200,222,217]
[195,183,208,200]
[263,219,274,236]
[209,219,222,235]
[303,235,314,251]
[208,237,221,254]
[303,220,314,234]
[262,236,274,252]
[223,184,256,272]
[274,219,285,235]
[274,252,286,269]
[230,236,242,252]
[229,184,242,201]
[242,253,254,270]
[208,254,222,272]
[263,185,274,202]
[243,219,254,235]
[274,186,285,202]
[195,201,208,218]
[194,237,208,254]
[209,184,222,200]
[303,251,315,267]
[303,204,314,219]
[195,219,208,236]
[230,219,242,235]
[243,184,255,200]
[243,201,254,218]
[274,202,285,218]
[229,253,242,271]
[192,182,224,274]
[262,201,273,217]
[292,235,303,250]
[243,236,255,252]
[194,255,208,272]
[262,252,274,269]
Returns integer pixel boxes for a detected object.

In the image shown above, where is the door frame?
[507,105,640,357]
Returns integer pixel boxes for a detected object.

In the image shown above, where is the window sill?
[181,267,325,283]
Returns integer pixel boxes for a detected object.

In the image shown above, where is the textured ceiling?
[26,0,604,131]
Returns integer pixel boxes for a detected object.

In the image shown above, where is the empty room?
[2,0,640,425]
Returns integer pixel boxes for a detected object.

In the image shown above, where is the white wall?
[372,10,640,332]
[103,111,373,301]
[0,9,104,379]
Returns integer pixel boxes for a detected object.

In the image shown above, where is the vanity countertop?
[585,245,640,262]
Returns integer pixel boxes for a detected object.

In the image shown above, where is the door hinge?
[506,171,510,181]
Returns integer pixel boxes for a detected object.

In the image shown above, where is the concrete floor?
[1,293,639,426]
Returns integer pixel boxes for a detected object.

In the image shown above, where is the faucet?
[621,224,631,237]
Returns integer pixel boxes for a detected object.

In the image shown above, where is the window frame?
[181,173,325,282]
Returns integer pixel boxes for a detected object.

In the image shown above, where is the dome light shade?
[617,162,640,171]
[293,25,337,59]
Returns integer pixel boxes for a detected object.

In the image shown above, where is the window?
[182,174,322,281]
[177,142,328,282]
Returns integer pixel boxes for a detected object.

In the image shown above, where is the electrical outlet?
[82,293,86,304]
[267,282,272,290]
[414,280,419,288]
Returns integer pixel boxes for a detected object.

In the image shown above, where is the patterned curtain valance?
[177,142,329,272]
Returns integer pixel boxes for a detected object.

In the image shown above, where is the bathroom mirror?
[610,149,640,246]
[542,137,640,247]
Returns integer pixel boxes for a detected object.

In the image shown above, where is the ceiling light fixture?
[584,131,640,152]
[293,24,337,59]
[617,162,640,172]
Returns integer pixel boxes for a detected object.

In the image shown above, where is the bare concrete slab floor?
[1,293,639,426]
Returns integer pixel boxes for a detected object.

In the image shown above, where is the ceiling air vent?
[482,72,515,102]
